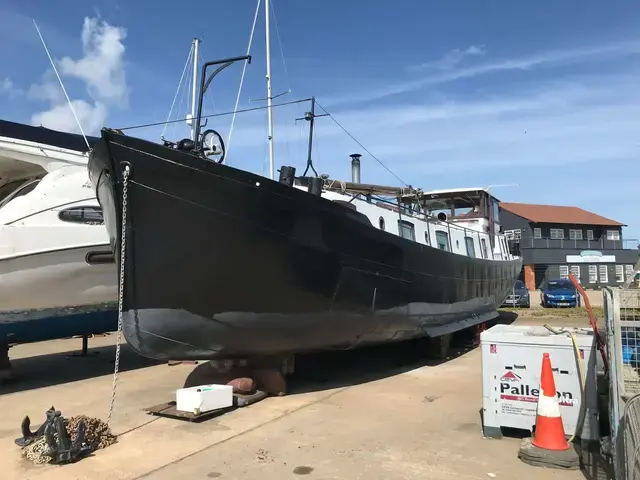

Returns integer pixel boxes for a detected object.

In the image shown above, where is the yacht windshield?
[0,179,41,209]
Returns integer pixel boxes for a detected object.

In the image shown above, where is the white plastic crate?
[481,324,602,441]
[176,384,233,414]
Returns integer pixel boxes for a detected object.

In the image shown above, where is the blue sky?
[1,0,639,241]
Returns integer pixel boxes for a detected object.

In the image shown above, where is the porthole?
[58,206,104,225]
[379,216,385,230]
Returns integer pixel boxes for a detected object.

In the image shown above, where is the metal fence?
[604,287,640,479]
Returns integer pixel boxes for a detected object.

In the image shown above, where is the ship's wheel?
[200,129,226,164]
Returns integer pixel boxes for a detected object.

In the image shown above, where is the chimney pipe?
[350,153,362,184]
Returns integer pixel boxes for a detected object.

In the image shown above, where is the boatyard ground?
[0,311,604,480]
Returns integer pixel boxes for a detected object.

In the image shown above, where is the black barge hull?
[88,130,522,361]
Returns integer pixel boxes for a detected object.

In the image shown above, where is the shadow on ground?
[288,311,520,395]
[2,311,521,399]
[1,342,162,395]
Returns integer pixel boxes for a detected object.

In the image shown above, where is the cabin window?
[435,231,449,251]
[480,238,488,259]
[586,230,594,240]
[550,228,564,240]
[58,206,104,225]
[464,237,476,258]
[569,229,583,240]
[424,230,430,246]
[379,216,385,231]
[398,220,415,241]
[606,230,620,241]
[533,228,542,239]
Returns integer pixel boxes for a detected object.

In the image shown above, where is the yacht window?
[398,220,416,241]
[435,231,449,251]
[0,179,41,209]
[480,238,489,258]
[379,216,385,230]
[464,236,476,258]
[59,206,104,225]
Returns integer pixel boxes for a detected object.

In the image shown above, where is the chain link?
[107,165,130,427]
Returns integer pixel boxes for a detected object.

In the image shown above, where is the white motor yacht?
[0,120,116,346]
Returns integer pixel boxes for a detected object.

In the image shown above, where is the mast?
[190,37,200,141]
[265,0,275,180]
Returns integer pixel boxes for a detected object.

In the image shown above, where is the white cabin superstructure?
[293,178,516,263]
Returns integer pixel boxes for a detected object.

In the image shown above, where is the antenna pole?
[32,19,91,150]
[190,37,200,141]
[297,96,328,176]
[265,0,275,180]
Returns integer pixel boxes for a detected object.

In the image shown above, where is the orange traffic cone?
[531,353,570,451]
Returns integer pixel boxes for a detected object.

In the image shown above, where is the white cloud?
[326,41,640,107]
[411,44,486,71]
[0,77,23,99]
[29,16,128,134]
[223,70,640,183]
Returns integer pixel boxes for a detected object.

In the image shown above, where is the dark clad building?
[499,202,639,290]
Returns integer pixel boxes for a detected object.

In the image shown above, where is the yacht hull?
[89,129,522,361]
[0,245,118,344]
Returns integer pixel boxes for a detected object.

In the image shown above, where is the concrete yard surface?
[0,315,594,480]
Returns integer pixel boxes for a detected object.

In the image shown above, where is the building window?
[533,228,542,239]
[615,265,625,283]
[569,229,583,240]
[626,265,636,279]
[480,238,488,259]
[599,264,608,283]
[586,230,594,240]
[398,220,415,241]
[570,265,580,281]
[550,228,565,240]
[588,265,598,284]
[378,217,385,231]
[58,206,104,225]
[435,231,449,251]
[464,237,476,258]
[504,229,521,240]
[606,230,620,241]
[559,265,569,279]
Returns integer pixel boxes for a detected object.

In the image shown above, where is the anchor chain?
[107,164,131,427]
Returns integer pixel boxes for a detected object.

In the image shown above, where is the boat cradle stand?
[182,354,296,396]
[0,342,12,383]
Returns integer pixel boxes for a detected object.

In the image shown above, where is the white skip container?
[176,384,234,415]
[480,324,603,441]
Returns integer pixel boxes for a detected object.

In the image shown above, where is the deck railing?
[511,237,639,251]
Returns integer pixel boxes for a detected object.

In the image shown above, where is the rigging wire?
[198,48,216,112]
[161,44,194,140]
[32,19,91,151]
[270,0,292,94]
[173,60,191,140]
[314,101,408,187]
[226,0,261,164]
[118,97,311,131]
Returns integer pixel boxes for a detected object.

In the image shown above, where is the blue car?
[541,279,581,308]
[501,280,530,308]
